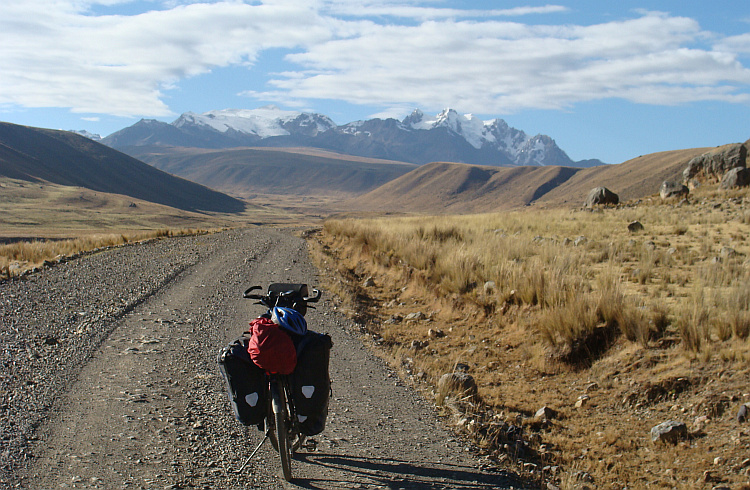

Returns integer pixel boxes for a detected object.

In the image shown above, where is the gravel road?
[0,228,523,489]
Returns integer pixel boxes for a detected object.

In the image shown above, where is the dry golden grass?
[0,228,213,280]
[309,183,750,489]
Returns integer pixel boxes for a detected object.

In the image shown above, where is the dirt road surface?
[2,228,524,489]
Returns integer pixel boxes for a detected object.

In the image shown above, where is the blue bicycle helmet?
[271,306,308,336]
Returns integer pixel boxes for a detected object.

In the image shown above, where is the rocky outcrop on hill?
[683,143,747,182]
[584,187,619,207]
[720,166,750,189]
[660,181,689,199]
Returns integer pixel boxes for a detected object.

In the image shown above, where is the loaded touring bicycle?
[218,283,332,481]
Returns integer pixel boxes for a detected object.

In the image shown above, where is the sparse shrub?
[648,303,671,340]
[676,288,711,352]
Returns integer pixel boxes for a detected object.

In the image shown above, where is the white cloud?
[1,2,749,118]
[0,0,332,116]
[263,10,750,114]
[322,1,568,20]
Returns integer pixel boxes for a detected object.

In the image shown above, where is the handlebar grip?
[243,285,262,299]
[303,288,322,302]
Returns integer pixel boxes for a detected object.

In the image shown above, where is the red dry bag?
[247,317,297,374]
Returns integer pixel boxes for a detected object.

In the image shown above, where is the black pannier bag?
[217,335,267,426]
[291,331,333,436]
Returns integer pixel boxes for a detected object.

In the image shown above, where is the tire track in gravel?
[15,228,524,489]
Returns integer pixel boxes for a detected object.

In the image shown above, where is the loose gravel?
[0,228,524,489]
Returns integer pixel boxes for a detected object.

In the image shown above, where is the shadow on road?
[291,452,526,489]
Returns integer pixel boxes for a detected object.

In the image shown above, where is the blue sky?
[1,1,749,164]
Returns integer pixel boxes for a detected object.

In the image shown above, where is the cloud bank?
[1,0,749,117]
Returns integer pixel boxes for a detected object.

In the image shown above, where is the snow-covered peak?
[402,109,424,127]
[405,108,500,149]
[69,129,102,141]
[172,107,335,138]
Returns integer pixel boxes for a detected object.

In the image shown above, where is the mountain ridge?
[102,106,605,168]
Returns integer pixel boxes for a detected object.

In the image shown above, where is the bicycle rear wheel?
[271,384,293,481]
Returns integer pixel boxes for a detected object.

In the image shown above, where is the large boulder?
[436,372,478,405]
[660,181,689,199]
[683,143,747,182]
[719,167,750,190]
[650,420,688,444]
[584,187,619,207]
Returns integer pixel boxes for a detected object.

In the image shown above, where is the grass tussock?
[0,228,211,280]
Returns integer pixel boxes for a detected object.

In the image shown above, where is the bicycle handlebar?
[242,285,322,303]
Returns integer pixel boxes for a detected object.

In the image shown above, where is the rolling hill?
[345,147,717,213]
[0,122,245,214]
[125,145,417,198]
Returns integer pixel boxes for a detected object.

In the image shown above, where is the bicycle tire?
[271,385,293,481]
[266,417,279,452]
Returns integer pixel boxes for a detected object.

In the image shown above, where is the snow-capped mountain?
[103,106,603,167]
[173,107,336,139]
[69,129,102,141]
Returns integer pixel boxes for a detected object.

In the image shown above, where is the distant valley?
[1,119,745,239]
[125,145,416,199]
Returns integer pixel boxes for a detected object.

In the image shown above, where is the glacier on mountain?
[173,105,336,139]
[102,106,602,168]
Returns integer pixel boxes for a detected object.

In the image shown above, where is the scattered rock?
[694,415,710,430]
[737,404,749,423]
[719,167,750,189]
[702,469,721,483]
[535,406,557,420]
[410,339,428,351]
[650,420,687,444]
[660,181,689,199]
[385,314,403,324]
[575,395,590,409]
[627,220,644,232]
[584,187,619,207]
[404,311,425,323]
[43,336,59,346]
[436,372,478,405]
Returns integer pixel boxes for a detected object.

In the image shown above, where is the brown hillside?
[347,162,581,213]
[0,178,238,239]
[536,146,714,207]
[124,146,417,198]
[0,122,245,213]
[347,147,716,213]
